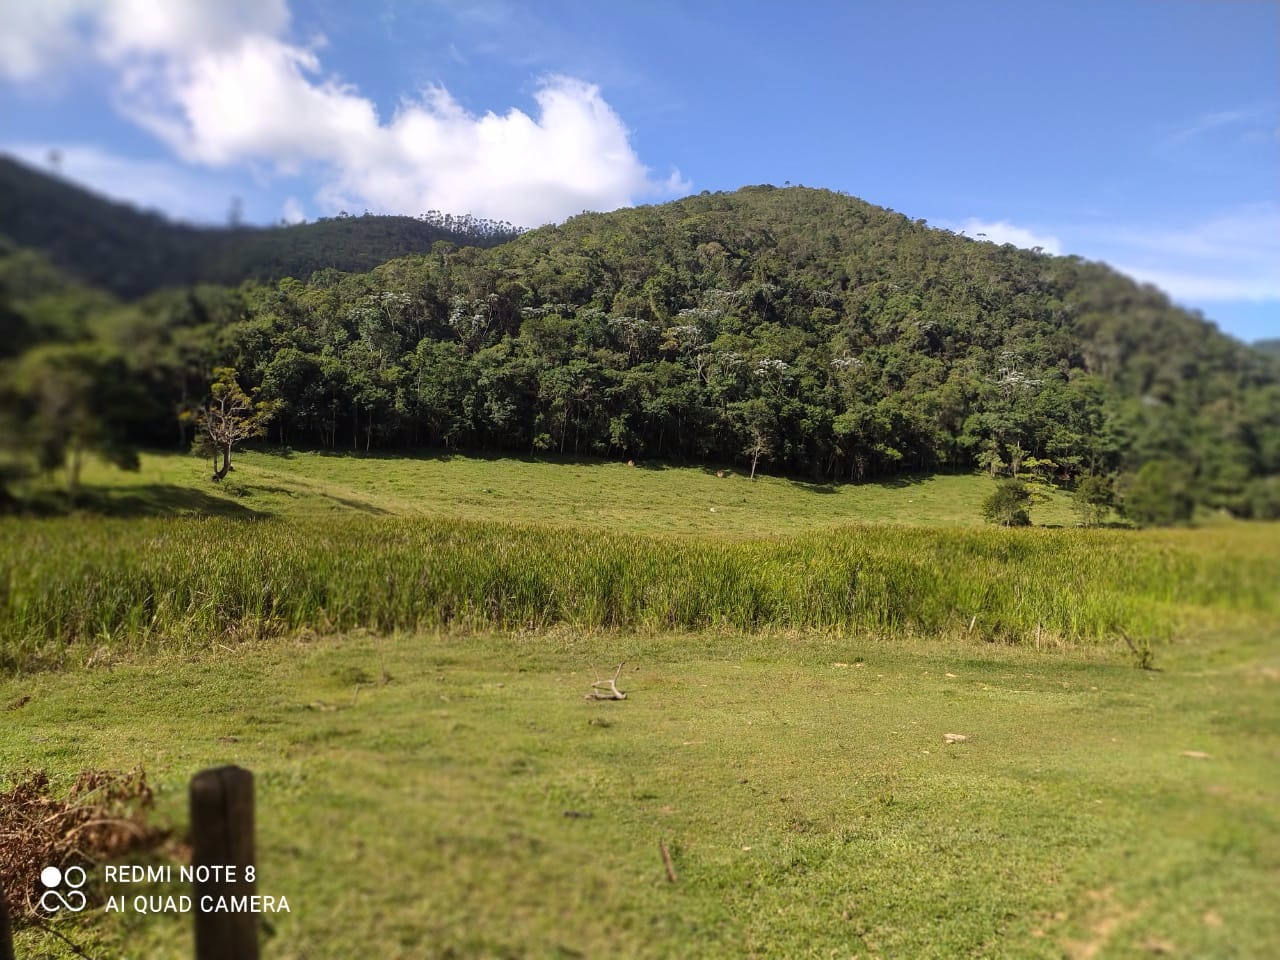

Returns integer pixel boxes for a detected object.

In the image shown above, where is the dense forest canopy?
[2,177,1278,520]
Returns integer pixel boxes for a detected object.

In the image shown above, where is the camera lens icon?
[39,865,88,914]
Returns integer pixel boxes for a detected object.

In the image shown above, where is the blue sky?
[1,0,1276,341]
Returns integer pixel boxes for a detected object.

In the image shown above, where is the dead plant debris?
[0,767,169,922]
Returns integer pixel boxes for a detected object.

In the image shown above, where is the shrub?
[1246,475,1280,520]
[1072,474,1116,526]
[1120,459,1195,527]
[981,479,1032,527]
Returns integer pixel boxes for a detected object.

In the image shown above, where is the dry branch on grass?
[0,769,169,921]
[585,662,628,700]
[659,840,678,883]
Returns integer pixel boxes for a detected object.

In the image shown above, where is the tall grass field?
[2,516,1277,672]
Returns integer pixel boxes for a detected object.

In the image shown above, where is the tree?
[1246,475,1280,521]
[1023,456,1057,483]
[982,478,1032,526]
[0,399,28,509]
[186,367,276,481]
[1072,474,1116,526]
[7,343,140,500]
[744,429,771,481]
[976,442,1007,478]
[731,397,775,480]
[1119,459,1195,527]
[1006,440,1028,478]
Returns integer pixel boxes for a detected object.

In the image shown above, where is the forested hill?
[0,154,522,298]
[3,183,1278,518]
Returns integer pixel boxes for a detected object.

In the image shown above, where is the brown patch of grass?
[1063,888,1145,960]
[0,768,168,921]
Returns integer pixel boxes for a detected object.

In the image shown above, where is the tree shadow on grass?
[784,480,839,494]
[12,484,268,518]
[309,492,387,514]
[780,471,939,495]
[245,482,387,515]
[855,473,936,489]
[300,446,467,464]
[287,445,672,473]
[86,484,270,518]
[244,447,944,498]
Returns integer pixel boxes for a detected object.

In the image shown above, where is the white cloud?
[1117,267,1279,302]
[281,196,307,225]
[0,0,687,226]
[956,218,1062,255]
[94,0,290,59]
[1103,204,1280,302]
[1166,104,1278,147]
[127,35,374,171]
[326,77,691,226]
[946,207,1279,312]
[0,0,91,81]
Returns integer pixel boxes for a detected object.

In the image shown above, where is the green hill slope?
[3,182,1277,517]
[0,154,521,297]
[184,185,1275,507]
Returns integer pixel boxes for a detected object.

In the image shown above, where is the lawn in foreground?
[2,628,1276,959]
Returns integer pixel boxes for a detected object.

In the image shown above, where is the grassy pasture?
[31,448,1082,530]
[2,629,1278,959]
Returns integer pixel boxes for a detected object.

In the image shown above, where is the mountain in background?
[0,154,521,299]
[3,176,1277,519]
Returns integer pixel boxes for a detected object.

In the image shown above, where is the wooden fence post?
[0,879,14,960]
[189,766,258,960]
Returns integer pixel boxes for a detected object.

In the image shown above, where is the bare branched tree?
[745,430,771,481]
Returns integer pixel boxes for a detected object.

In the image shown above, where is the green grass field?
[35,448,1083,530]
[3,629,1277,959]
[2,451,1278,958]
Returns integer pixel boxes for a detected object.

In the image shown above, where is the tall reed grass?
[1,517,1276,671]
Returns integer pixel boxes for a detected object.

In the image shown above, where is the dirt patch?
[0,768,169,921]
[1063,888,1145,960]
